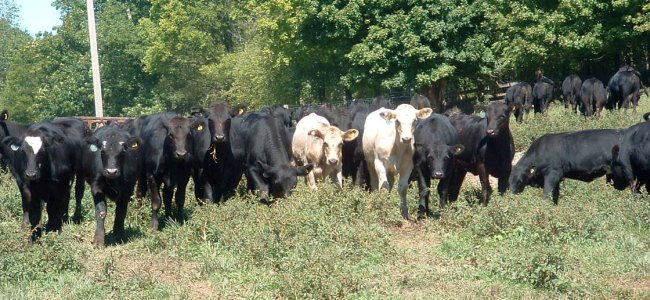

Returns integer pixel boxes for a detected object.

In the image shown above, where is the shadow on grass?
[106,227,145,246]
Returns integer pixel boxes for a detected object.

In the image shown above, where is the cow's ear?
[257,161,273,178]
[611,145,620,159]
[127,137,142,150]
[308,129,325,140]
[2,136,19,152]
[643,112,650,121]
[85,137,100,152]
[527,166,536,176]
[0,110,8,121]
[192,120,206,132]
[379,110,396,120]
[416,108,433,119]
[295,164,313,176]
[342,129,358,142]
[449,144,465,156]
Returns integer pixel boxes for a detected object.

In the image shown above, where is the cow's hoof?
[151,219,159,231]
[93,236,106,248]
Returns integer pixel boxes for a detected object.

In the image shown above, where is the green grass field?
[1,98,650,299]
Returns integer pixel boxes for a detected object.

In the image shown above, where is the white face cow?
[308,126,359,166]
[379,104,433,144]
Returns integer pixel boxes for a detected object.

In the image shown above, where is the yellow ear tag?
[197,124,204,131]
[238,108,244,115]
[131,142,138,148]
[511,106,516,112]
[528,168,535,175]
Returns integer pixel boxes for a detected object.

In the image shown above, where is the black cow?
[205,101,246,203]
[189,114,214,204]
[505,82,532,122]
[447,102,515,205]
[230,113,312,202]
[579,78,607,117]
[533,80,554,114]
[510,129,624,203]
[82,124,142,246]
[140,113,194,230]
[348,99,369,121]
[562,75,582,111]
[1,120,86,241]
[610,122,650,194]
[259,105,292,127]
[371,96,392,111]
[413,113,464,215]
[410,94,432,109]
[345,110,370,187]
[607,70,643,111]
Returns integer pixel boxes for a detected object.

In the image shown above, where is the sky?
[16,0,62,35]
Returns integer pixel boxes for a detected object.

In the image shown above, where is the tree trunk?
[422,80,447,112]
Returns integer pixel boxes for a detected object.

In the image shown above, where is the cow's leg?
[113,194,130,243]
[367,159,379,191]
[20,185,32,230]
[543,171,562,204]
[73,172,84,223]
[28,195,43,243]
[438,177,451,210]
[162,179,174,219]
[91,183,107,247]
[148,175,162,230]
[329,168,343,190]
[497,171,509,195]
[174,175,190,224]
[48,186,69,233]
[374,159,389,191]
[397,165,413,220]
[416,167,431,218]
[306,169,317,189]
[476,163,492,206]
[448,169,466,203]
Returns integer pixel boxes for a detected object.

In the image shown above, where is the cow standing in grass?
[363,104,432,219]
[292,113,358,189]
[82,124,142,246]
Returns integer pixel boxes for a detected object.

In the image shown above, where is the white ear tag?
[89,144,99,152]
[10,144,19,151]
[479,111,486,118]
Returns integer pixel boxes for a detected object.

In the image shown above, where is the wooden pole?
[86,0,103,117]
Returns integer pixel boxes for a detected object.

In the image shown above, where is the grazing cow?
[363,104,432,219]
[609,122,650,193]
[505,82,532,122]
[410,94,432,109]
[607,70,643,111]
[371,96,393,111]
[447,102,515,206]
[140,113,194,230]
[1,120,86,241]
[230,113,312,202]
[562,75,582,111]
[511,129,624,203]
[82,124,142,246]
[413,113,464,216]
[579,78,607,117]
[292,113,358,189]
[533,80,554,114]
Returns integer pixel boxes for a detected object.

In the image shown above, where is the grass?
[1,97,650,299]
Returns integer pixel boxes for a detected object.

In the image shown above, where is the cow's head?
[207,102,246,143]
[379,105,432,144]
[3,130,64,181]
[509,160,539,194]
[415,142,464,179]
[308,126,358,166]
[87,126,141,180]
[486,102,511,137]
[609,145,634,190]
[164,116,193,161]
[258,162,312,198]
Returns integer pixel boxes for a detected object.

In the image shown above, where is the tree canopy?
[0,0,649,121]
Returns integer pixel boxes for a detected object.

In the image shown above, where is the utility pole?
[86,0,103,117]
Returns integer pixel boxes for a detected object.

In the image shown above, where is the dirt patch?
[465,151,524,187]
[611,277,650,293]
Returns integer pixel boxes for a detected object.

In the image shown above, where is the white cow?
[292,113,359,189]
[362,104,432,219]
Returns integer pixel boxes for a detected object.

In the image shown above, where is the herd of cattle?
[505,66,647,121]
[0,67,648,246]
